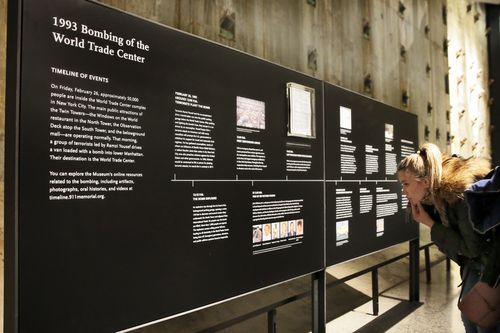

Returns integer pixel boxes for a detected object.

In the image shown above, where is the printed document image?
[376,218,385,237]
[385,123,394,139]
[287,83,315,138]
[340,106,352,130]
[336,220,349,241]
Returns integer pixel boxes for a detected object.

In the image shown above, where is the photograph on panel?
[236,96,266,129]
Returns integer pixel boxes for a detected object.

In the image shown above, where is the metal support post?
[312,270,326,333]
[267,309,276,333]
[409,239,420,302]
[424,246,431,283]
[372,268,379,315]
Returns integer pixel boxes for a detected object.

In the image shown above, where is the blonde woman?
[397,143,499,333]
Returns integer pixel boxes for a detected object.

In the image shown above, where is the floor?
[326,258,465,333]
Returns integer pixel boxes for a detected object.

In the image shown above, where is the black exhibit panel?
[11,0,324,332]
[324,83,419,266]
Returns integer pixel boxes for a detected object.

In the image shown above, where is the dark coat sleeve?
[480,229,500,287]
[430,200,482,261]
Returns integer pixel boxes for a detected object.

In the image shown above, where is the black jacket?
[430,199,500,287]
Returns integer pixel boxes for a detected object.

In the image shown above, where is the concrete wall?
[99,0,455,152]
[448,0,491,158]
[487,5,500,166]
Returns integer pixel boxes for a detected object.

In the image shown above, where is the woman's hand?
[410,201,435,228]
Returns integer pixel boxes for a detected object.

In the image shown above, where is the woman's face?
[397,169,429,204]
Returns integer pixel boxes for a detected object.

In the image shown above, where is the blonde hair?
[398,143,491,226]
[397,143,443,204]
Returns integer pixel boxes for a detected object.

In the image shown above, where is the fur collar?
[434,155,491,205]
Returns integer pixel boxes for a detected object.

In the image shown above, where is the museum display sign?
[5,0,419,332]
[324,83,419,265]
[6,0,324,332]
